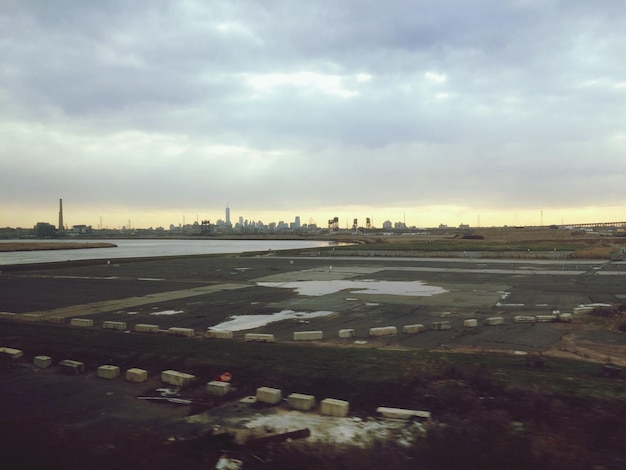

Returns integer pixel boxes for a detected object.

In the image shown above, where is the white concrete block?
[22,313,44,322]
[244,333,275,342]
[293,331,323,341]
[558,313,573,322]
[206,381,231,396]
[431,321,451,330]
[403,324,425,334]
[58,359,84,375]
[464,319,478,327]
[161,370,196,387]
[0,312,17,322]
[103,321,127,330]
[485,316,504,326]
[536,315,558,323]
[70,318,93,327]
[168,327,195,337]
[206,329,234,339]
[288,393,316,411]
[97,365,120,379]
[369,326,397,337]
[125,368,148,382]
[515,316,536,323]
[33,355,52,368]
[338,329,355,338]
[134,323,159,333]
[0,347,23,360]
[376,407,431,422]
[256,387,282,404]
[320,398,349,417]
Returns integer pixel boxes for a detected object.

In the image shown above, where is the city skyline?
[1,2,625,231]
[4,199,625,231]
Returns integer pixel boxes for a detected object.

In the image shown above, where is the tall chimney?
[58,198,64,231]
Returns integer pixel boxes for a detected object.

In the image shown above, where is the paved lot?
[2,255,625,362]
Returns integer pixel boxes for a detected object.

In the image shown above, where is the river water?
[0,239,337,266]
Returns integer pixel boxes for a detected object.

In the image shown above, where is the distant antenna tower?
[540,209,543,227]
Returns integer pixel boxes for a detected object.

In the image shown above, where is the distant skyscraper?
[58,198,64,231]
[225,205,231,226]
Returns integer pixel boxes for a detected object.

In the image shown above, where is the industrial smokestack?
[58,198,64,231]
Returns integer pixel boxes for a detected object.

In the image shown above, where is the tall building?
[225,205,231,226]
[58,198,64,231]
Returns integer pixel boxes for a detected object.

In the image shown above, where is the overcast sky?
[1,0,625,230]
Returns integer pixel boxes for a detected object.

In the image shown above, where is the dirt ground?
[1,253,625,466]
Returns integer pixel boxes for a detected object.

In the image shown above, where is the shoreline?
[0,242,118,252]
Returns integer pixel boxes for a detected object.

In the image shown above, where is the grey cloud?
[1,0,625,226]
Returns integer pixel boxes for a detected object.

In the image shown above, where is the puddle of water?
[150,310,183,316]
[210,309,334,331]
[257,280,447,297]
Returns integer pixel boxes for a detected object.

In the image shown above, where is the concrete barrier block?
[168,327,195,337]
[464,319,478,327]
[514,316,535,323]
[206,329,234,339]
[338,329,355,338]
[320,398,349,417]
[293,331,323,341]
[47,316,66,324]
[125,368,148,383]
[536,315,558,323]
[288,393,316,411]
[376,406,431,422]
[22,313,44,322]
[403,324,425,334]
[0,312,17,322]
[485,316,504,326]
[97,365,120,379]
[244,333,275,343]
[558,313,573,322]
[0,347,23,360]
[256,387,282,404]
[161,370,196,387]
[103,321,127,331]
[58,359,85,375]
[33,355,52,368]
[431,321,451,330]
[70,318,93,327]
[135,323,160,333]
[369,326,397,337]
[206,381,231,396]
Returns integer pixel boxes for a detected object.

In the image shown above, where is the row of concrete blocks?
[250,386,433,422]
[254,386,350,417]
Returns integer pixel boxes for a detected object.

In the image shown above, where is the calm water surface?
[0,239,337,266]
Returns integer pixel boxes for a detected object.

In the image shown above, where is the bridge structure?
[557,221,626,229]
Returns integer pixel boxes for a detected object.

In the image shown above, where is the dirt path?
[27,283,248,320]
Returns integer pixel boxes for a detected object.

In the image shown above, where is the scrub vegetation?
[1,322,625,469]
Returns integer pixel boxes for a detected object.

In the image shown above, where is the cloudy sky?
[1,0,625,230]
